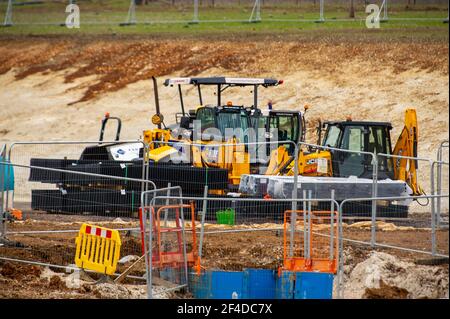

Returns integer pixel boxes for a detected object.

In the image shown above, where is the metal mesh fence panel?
[5,141,147,219]
[295,142,382,220]
[0,141,158,294]
[144,195,341,299]
[340,195,449,257]
[2,0,67,26]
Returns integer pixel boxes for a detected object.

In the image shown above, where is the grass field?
[0,0,448,36]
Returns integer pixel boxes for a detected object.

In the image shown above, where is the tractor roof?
[324,120,392,129]
[164,77,279,87]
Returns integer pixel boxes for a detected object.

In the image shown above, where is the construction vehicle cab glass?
[320,121,395,179]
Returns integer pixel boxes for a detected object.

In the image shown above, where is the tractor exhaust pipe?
[152,76,162,129]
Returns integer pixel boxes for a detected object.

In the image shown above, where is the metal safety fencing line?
[5,140,149,213]
[146,138,300,207]
[341,194,449,258]
[144,137,300,280]
[0,159,156,227]
[0,161,160,281]
[297,140,379,247]
[144,194,342,299]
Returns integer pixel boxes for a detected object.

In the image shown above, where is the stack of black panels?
[31,188,141,215]
[29,158,229,216]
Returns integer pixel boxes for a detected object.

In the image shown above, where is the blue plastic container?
[0,157,14,191]
[189,269,334,299]
[294,272,334,299]
[276,271,295,299]
[244,269,277,299]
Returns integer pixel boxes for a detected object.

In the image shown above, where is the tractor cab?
[318,119,394,179]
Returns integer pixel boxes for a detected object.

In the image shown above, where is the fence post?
[3,0,13,26]
[198,185,208,261]
[307,190,312,260]
[124,0,137,25]
[0,147,5,237]
[329,190,335,263]
[193,0,199,23]
[430,161,436,256]
[163,183,171,226]
[436,141,448,228]
[371,154,378,248]
[302,190,307,259]
[336,200,343,299]
[319,0,324,21]
[290,142,299,257]
[437,149,442,228]
[143,193,153,299]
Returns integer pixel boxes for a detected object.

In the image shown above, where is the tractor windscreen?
[269,115,298,142]
[217,112,249,141]
[322,125,341,148]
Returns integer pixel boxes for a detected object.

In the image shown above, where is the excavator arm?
[392,109,424,195]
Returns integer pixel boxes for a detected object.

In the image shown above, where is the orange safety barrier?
[280,210,339,274]
[139,202,200,273]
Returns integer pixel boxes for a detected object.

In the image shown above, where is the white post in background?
[4,0,13,26]
[193,0,199,23]
[125,0,137,25]
[375,0,387,24]
[249,0,261,22]
[377,0,388,22]
[319,0,324,22]
[256,0,261,21]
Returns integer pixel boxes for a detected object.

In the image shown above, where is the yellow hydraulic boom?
[392,109,424,195]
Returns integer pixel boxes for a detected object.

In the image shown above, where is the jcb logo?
[66,4,80,29]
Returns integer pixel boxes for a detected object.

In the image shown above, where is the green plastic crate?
[216,208,235,225]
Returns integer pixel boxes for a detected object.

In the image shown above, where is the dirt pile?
[363,280,409,299]
[0,37,447,104]
[342,250,449,299]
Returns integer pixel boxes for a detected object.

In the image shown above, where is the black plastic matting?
[29,158,228,191]
[31,188,141,215]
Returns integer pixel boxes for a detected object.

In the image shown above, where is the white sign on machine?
[317,158,328,174]
[108,143,142,161]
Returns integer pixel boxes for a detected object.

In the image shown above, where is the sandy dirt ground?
[0,213,448,299]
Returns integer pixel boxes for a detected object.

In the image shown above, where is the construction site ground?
[0,28,448,299]
[0,210,448,299]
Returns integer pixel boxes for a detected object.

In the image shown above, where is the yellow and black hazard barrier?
[75,223,121,275]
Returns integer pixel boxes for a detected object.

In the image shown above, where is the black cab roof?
[164,77,279,87]
[324,120,392,129]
